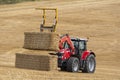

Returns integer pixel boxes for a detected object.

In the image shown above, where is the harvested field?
[0,0,120,80]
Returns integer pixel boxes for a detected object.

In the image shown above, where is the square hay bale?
[15,50,57,71]
[23,32,60,51]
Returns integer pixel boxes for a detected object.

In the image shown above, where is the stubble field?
[0,0,120,80]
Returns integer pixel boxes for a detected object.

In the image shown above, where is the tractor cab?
[71,38,87,55]
[63,38,88,56]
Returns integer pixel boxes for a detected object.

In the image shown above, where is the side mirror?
[87,37,89,42]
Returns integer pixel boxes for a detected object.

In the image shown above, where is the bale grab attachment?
[36,8,58,32]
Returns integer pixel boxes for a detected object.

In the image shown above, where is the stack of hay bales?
[15,32,60,71]
[15,50,57,71]
[24,32,59,51]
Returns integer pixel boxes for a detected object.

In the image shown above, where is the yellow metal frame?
[36,8,58,32]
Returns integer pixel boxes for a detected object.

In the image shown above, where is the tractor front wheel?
[82,54,96,73]
[67,57,79,72]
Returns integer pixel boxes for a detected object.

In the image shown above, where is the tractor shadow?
[58,69,86,74]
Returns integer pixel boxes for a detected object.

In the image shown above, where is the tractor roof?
[71,38,88,41]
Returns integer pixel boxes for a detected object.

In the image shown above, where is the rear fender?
[81,50,96,60]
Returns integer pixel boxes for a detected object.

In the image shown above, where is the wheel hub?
[88,58,95,72]
[73,60,78,72]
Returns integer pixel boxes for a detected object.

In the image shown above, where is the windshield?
[71,40,86,50]
[63,42,69,49]
[71,40,78,48]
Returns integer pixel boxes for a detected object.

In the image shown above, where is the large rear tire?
[82,54,96,73]
[67,57,79,72]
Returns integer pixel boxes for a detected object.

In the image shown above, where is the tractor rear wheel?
[82,54,96,73]
[67,57,79,72]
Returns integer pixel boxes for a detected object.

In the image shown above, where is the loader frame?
[36,8,58,32]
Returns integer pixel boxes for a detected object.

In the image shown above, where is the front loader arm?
[59,34,75,54]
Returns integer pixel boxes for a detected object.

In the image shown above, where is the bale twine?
[15,50,57,71]
[23,32,60,51]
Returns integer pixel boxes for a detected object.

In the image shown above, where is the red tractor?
[57,34,96,73]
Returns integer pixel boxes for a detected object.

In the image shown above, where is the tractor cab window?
[79,41,86,50]
[63,41,70,49]
[72,41,79,49]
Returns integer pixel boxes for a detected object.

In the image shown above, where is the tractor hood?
[58,48,71,60]
[58,48,70,53]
